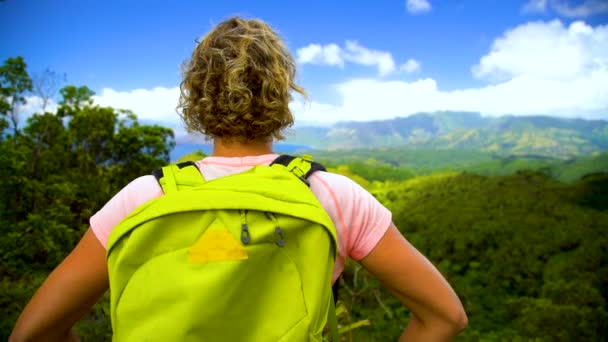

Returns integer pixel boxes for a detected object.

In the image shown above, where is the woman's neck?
[212,138,273,157]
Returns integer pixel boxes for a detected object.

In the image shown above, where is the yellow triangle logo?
[189,218,248,263]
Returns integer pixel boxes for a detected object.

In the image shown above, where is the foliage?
[313,147,489,170]
[0,56,33,135]
[551,153,608,183]
[1,57,606,341]
[58,85,95,114]
[313,147,608,184]
[0,61,175,339]
[351,171,608,341]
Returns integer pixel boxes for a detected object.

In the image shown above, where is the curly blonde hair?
[178,17,306,143]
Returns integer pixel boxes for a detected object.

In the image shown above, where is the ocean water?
[170,143,314,161]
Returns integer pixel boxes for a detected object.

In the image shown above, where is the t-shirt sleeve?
[89,175,163,249]
[344,178,392,260]
[311,172,392,261]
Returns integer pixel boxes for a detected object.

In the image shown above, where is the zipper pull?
[241,224,251,244]
[240,210,250,244]
[268,213,285,247]
[275,226,285,247]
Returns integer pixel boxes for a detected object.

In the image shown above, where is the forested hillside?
[311,147,608,183]
[355,171,608,340]
[2,57,607,341]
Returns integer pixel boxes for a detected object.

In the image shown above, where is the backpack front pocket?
[114,241,308,342]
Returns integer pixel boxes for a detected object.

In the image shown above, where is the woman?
[10,17,467,341]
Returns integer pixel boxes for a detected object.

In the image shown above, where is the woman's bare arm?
[359,223,468,341]
[10,228,109,342]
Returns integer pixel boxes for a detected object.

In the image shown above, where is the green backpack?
[107,155,339,341]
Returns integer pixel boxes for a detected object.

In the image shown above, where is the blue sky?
[1,0,607,134]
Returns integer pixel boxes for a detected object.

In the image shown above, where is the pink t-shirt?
[90,154,392,282]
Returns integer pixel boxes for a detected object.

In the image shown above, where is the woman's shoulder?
[309,170,369,196]
[308,170,387,222]
[123,175,163,201]
[89,175,162,248]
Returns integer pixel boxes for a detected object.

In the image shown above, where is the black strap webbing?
[152,168,164,182]
[152,161,197,182]
[177,161,197,169]
[270,155,326,182]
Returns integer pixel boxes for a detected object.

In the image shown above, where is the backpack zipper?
[267,212,285,247]
[240,210,251,244]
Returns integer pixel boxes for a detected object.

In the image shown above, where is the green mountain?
[286,112,608,158]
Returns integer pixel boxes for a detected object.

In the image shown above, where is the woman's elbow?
[457,309,469,331]
[447,307,469,334]
[9,329,41,342]
[431,306,468,337]
[9,326,77,342]
[8,331,28,342]
[8,325,30,342]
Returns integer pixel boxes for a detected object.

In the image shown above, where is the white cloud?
[12,96,59,130]
[522,0,548,14]
[343,41,396,76]
[400,58,421,73]
[17,95,59,116]
[297,41,398,76]
[552,0,608,17]
[292,20,608,123]
[289,100,342,126]
[523,0,608,17]
[93,86,187,135]
[291,70,607,123]
[406,0,432,14]
[295,43,344,67]
[473,20,608,82]
[16,87,186,137]
[93,86,180,121]
[19,87,181,127]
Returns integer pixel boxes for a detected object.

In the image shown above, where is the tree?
[1,82,176,275]
[32,68,65,112]
[0,57,33,135]
[58,85,94,116]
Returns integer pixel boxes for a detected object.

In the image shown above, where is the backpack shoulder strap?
[273,154,339,340]
[270,154,326,186]
[152,161,206,194]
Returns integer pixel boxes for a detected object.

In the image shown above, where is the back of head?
[178,17,305,143]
